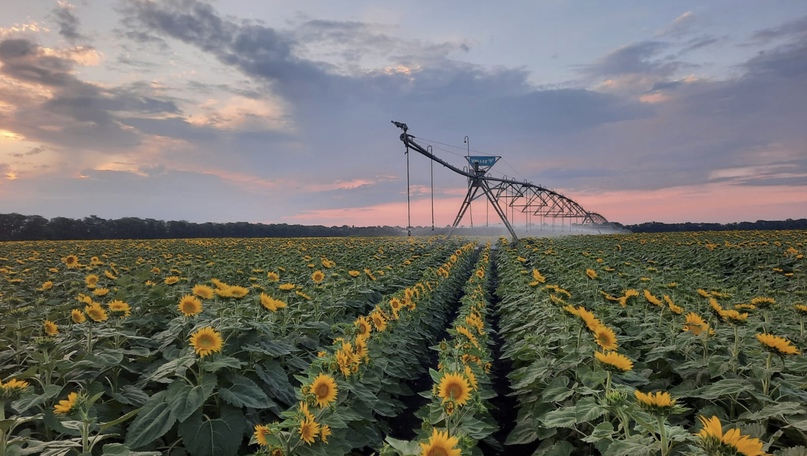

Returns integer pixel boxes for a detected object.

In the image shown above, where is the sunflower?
[266,271,280,282]
[294,400,315,423]
[371,311,387,332]
[0,378,29,399]
[259,293,287,312]
[683,312,711,336]
[85,274,99,289]
[562,304,580,317]
[309,372,338,408]
[634,390,676,415]
[320,424,331,443]
[93,288,110,297]
[63,255,79,268]
[71,309,86,324]
[192,284,214,300]
[438,372,471,406]
[39,281,53,291]
[85,302,108,322]
[354,316,372,336]
[389,297,402,312]
[279,283,296,291]
[298,418,320,445]
[108,300,131,317]
[696,416,767,456]
[593,325,618,351]
[750,296,775,309]
[464,365,478,390]
[104,270,117,280]
[719,309,748,325]
[419,428,461,456]
[44,320,58,336]
[594,351,633,372]
[756,333,800,356]
[254,424,271,446]
[164,276,180,285]
[348,270,360,278]
[311,270,325,284]
[354,335,369,361]
[795,304,807,315]
[644,289,663,306]
[586,268,598,279]
[189,327,223,357]
[577,307,602,332]
[531,268,546,283]
[228,285,249,298]
[178,295,203,316]
[54,392,79,415]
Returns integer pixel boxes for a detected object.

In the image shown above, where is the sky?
[1,1,806,227]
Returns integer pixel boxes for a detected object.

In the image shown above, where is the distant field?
[0,232,804,455]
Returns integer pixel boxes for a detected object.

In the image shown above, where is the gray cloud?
[11,146,46,158]
[51,1,85,43]
[584,41,677,78]
[0,38,181,151]
[749,15,807,43]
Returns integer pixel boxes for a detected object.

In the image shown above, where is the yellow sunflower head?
[308,372,338,408]
[164,276,180,285]
[71,309,86,324]
[266,271,280,282]
[85,302,108,322]
[63,255,79,268]
[354,316,372,336]
[192,284,214,300]
[254,424,271,446]
[54,391,80,415]
[260,292,287,312]
[85,274,99,289]
[419,428,461,456]
[437,372,471,406]
[594,351,633,373]
[0,378,29,399]
[189,327,223,358]
[298,418,320,445]
[311,270,325,284]
[756,333,800,356]
[108,300,131,317]
[178,295,203,317]
[634,390,676,415]
[593,325,618,351]
[43,320,58,336]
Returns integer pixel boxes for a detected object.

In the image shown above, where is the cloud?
[51,1,86,43]
[0,38,180,151]
[749,15,807,44]
[656,11,697,38]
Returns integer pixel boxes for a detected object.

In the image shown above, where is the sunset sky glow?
[1,1,806,227]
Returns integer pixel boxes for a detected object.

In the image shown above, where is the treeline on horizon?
[0,212,805,241]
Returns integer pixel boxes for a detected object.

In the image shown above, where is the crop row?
[496,231,806,455]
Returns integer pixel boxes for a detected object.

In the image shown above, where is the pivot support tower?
[392,121,610,241]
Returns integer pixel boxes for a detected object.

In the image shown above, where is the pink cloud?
[286,181,807,227]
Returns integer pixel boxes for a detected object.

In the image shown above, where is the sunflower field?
[0,231,805,456]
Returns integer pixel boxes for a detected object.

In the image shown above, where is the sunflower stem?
[657,415,669,456]
[762,352,773,396]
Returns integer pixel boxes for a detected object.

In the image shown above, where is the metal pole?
[428,145,434,231]
[406,148,411,236]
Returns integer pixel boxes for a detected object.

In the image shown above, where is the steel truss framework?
[392,121,610,241]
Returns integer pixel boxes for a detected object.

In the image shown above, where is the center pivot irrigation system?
[392,121,610,241]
